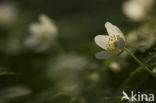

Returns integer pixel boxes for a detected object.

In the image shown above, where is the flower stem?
[124,47,156,77]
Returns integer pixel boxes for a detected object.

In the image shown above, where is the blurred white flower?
[153,68,156,74]
[52,54,87,72]
[95,22,125,59]
[48,54,87,79]
[126,23,156,52]
[47,54,88,95]
[122,0,154,21]
[0,86,31,101]
[109,62,121,72]
[60,82,80,95]
[25,14,58,51]
[0,3,18,26]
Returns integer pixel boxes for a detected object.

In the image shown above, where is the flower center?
[107,34,121,53]
[38,30,51,44]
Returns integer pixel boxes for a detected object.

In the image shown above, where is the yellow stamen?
[107,34,121,53]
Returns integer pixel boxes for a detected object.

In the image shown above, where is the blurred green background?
[0,0,156,103]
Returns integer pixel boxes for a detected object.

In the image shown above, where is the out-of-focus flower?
[153,68,156,74]
[47,54,88,96]
[126,23,156,52]
[0,3,18,26]
[25,14,58,51]
[122,0,154,21]
[109,62,121,72]
[0,86,31,102]
[51,54,87,72]
[95,22,125,59]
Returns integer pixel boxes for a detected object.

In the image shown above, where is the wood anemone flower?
[95,22,125,59]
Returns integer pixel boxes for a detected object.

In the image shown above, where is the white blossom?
[0,86,31,102]
[25,14,58,51]
[122,0,154,21]
[0,3,18,26]
[95,22,125,59]
[126,23,156,52]
[153,68,156,74]
[47,54,88,95]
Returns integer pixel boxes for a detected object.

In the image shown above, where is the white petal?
[39,14,52,25]
[29,23,40,35]
[105,22,125,40]
[39,14,58,34]
[95,50,119,59]
[94,35,109,50]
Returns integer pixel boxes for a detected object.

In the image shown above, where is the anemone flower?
[95,22,125,59]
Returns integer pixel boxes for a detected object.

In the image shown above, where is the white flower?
[47,54,88,95]
[95,22,125,59]
[25,14,58,51]
[122,0,154,21]
[0,3,18,26]
[0,86,31,101]
[126,23,156,52]
[153,68,156,74]
[48,54,88,79]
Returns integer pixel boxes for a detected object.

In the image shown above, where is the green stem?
[124,47,156,77]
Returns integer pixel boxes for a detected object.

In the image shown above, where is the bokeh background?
[0,0,156,103]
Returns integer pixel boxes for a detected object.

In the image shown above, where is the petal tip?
[105,22,112,27]
[94,36,97,43]
[94,35,107,43]
[94,35,100,43]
